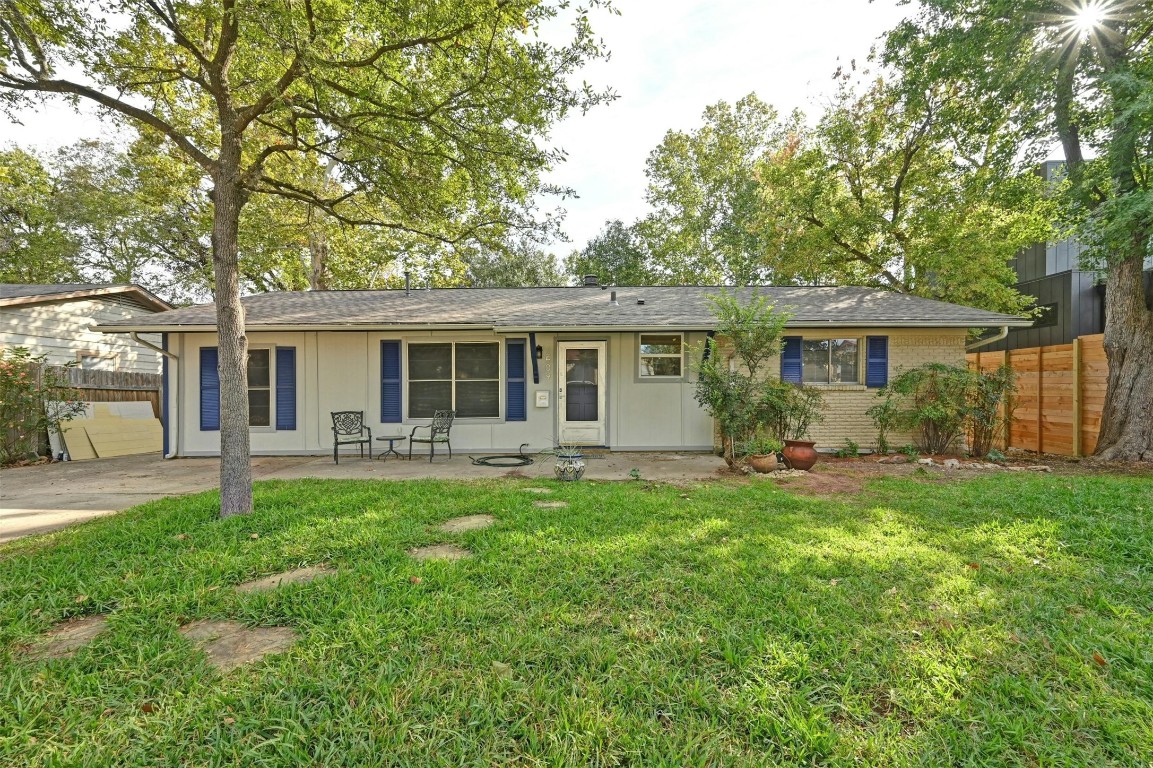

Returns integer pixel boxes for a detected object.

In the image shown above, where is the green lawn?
[1,472,1151,766]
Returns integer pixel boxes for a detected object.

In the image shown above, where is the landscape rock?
[26,615,109,659]
[408,544,472,561]
[877,454,911,464]
[943,459,961,469]
[917,458,936,466]
[179,620,297,672]
[1006,465,1053,473]
[438,514,496,533]
[235,565,335,593]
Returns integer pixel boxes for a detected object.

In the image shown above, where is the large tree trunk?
[1094,255,1153,461]
[211,168,254,516]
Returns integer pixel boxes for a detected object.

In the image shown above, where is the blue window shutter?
[780,336,802,383]
[380,341,402,423]
[866,336,889,388]
[275,347,297,430]
[506,339,527,421]
[200,347,220,431]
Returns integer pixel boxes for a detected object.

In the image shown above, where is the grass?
[1,472,1151,766]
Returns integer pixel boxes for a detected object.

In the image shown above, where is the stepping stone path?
[26,615,109,659]
[408,544,472,561]
[179,620,296,673]
[533,500,569,509]
[438,514,495,533]
[235,565,335,593]
[522,487,553,494]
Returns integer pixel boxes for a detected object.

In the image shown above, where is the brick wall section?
[710,328,969,452]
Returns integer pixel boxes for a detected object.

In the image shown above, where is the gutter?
[130,332,180,459]
[965,326,1009,351]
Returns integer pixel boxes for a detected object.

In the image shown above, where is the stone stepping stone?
[522,487,553,494]
[235,565,335,593]
[26,615,109,659]
[179,620,296,673]
[408,544,472,561]
[533,500,569,509]
[438,514,495,533]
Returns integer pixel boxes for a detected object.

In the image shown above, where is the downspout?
[131,332,180,459]
[965,326,1009,351]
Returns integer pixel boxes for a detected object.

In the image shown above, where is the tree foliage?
[756,76,1054,314]
[640,94,794,284]
[882,0,1153,460]
[0,146,81,283]
[564,219,656,285]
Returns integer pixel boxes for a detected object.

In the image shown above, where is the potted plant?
[765,383,825,471]
[553,440,586,481]
[737,435,783,473]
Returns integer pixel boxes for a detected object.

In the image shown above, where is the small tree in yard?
[694,292,824,464]
[0,348,86,465]
[868,363,1015,457]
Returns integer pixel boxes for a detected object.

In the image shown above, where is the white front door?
[557,341,607,445]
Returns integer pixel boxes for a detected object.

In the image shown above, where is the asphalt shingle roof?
[94,286,1030,332]
[0,283,116,299]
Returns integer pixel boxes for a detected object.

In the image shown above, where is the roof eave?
[0,285,172,312]
[97,319,1032,334]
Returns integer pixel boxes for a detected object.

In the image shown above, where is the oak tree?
[0,0,612,514]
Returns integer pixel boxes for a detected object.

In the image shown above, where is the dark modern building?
[981,160,1152,352]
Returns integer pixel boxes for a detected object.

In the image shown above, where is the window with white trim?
[639,333,683,377]
[801,338,860,384]
[408,342,500,418]
[247,348,272,427]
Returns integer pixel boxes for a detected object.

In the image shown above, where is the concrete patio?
[1,450,725,542]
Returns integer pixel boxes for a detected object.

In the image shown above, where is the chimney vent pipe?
[583,274,599,287]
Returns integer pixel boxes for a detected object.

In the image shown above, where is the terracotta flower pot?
[782,439,818,471]
[745,453,779,473]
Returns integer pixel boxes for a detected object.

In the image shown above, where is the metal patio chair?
[409,410,455,462]
[331,411,372,463]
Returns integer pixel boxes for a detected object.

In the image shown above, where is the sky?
[0,0,914,253]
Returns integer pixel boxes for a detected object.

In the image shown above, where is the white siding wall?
[0,297,163,373]
[169,327,965,457]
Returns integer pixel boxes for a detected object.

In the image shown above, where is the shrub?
[867,363,1016,456]
[737,435,783,457]
[0,348,87,465]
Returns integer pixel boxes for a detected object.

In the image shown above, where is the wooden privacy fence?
[967,334,1107,457]
[55,367,162,419]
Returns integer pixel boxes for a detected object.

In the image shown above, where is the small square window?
[639,334,683,377]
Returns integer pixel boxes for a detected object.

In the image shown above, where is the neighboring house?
[0,283,172,373]
[981,160,1153,352]
[96,282,1030,457]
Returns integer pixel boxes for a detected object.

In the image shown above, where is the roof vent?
[583,274,599,287]
[609,290,619,306]
[637,299,645,305]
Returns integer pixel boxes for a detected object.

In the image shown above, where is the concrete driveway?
[1,451,725,543]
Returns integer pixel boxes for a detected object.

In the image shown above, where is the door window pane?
[565,348,599,421]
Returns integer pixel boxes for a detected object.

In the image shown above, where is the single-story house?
[94,282,1030,458]
[0,283,172,373]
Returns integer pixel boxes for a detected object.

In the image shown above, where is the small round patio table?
[375,435,408,460]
